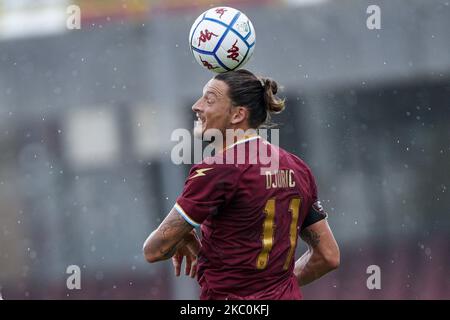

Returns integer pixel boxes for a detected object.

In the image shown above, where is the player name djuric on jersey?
[171,128,280,173]
[265,169,296,189]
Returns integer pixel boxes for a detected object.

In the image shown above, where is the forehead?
[203,78,228,96]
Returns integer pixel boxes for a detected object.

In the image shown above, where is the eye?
[205,96,215,105]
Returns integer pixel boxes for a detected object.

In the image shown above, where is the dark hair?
[214,69,285,128]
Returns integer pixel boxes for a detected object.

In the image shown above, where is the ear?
[230,106,248,125]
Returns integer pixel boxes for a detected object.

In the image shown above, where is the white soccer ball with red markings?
[189,7,256,73]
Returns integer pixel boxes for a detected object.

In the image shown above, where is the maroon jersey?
[175,136,322,300]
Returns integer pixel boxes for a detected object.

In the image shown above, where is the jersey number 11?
[256,197,301,270]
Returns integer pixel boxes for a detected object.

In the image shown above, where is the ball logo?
[200,57,218,70]
[197,29,218,47]
[215,8,227,19]
[235,21,250,34]
[227,40,240,62]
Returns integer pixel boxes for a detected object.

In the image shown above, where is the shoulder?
[281,149,317,182]
[280,148,312,171]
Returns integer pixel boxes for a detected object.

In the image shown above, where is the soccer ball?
[189,7,256,73]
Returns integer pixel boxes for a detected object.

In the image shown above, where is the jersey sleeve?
[174,163,241,227]
[301,168,328,231]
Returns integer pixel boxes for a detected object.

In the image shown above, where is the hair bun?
[264,78,278,95]
[261,77,285,114]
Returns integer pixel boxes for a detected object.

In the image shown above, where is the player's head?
[192,69,285,139]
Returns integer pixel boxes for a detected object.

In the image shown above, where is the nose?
[192,97,202,113]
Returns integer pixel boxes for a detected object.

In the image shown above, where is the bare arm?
[294,219,340,286]
[143,208,198,263]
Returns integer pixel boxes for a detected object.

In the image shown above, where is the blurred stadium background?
[0,0,449,299]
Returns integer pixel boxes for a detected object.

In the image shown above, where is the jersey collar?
[223,134,261,151]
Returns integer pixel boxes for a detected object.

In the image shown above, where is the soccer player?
[143,69,340,300]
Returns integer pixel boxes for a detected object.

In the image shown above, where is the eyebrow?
[204,91,218,98]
